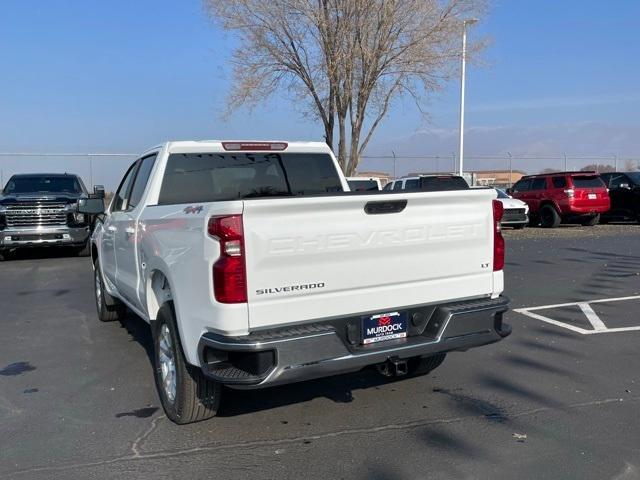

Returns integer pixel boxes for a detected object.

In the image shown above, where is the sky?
[1,0,640,188]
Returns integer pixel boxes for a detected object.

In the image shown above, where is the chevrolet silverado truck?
[82,140,510,424]
[0,173,100,258]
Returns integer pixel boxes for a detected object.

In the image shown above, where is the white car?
[81,140,510,424]
[495,188,529,229]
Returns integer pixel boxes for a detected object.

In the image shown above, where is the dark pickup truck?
[600,172,640,224]
[0,173,103,257]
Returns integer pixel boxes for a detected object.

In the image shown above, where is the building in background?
[351,170,392,186]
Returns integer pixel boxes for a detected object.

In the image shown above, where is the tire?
[94,259,126,322]
[153,303,221,424]
[539,205,561,228]
[581,214,600,227]
[407,353,447,376]
[512,224,526,230]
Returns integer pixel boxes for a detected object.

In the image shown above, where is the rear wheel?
[407,353,447,376]
[154,303,221,424]
[581,214,600,227]
[94,259,125,322]
[540,205,561,228]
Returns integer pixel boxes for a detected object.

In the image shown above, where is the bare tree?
[539,168,562,174]
[205,0,486,175]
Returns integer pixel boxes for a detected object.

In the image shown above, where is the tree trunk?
[347,127,361,176]
[337,113,347,172]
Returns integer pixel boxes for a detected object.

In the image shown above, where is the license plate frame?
[588,193,597,199]
[362,311,408,345]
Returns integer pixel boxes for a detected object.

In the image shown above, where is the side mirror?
[78,197,105,214]
[92,185,105,199]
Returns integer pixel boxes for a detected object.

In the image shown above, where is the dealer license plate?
[362,312,408,344]
[588,193,597,199]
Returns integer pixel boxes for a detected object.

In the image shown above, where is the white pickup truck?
[80,140,510,424]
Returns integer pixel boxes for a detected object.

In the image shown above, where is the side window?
[382,182,393,191]
[552,176,567,188]
[513,179,531,192]
[128,154,157,209]
[608,174,628,189]
[392,181,403,191]
[112,162,139,212]
[531,178,547,190]
[404,179,420,190]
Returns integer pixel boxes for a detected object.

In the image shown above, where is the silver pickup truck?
[0,173,102,257]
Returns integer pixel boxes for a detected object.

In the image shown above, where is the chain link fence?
[0,153,137,192]
[1,152,639,191]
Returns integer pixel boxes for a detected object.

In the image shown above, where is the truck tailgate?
[242,189,497,329]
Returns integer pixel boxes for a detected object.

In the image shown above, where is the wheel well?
[147,270,173,321]
[539,201,558,212]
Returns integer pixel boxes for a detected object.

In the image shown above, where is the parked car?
[346,176,382,191]
[495,189,528,229]
[383,174,469,191]
[508,172,610,228]
[84,140,510,424]
[0,173,103,257]
[599,172,640,224]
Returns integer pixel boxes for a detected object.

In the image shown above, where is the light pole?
[458,18,478,177]
[508,152,513,187]
[391,150,397,179]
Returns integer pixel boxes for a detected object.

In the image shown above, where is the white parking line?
[514,295,640,335]
[577,303,608,331]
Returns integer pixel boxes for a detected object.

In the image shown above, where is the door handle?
[107,225,117,232]
[125,227,135,237]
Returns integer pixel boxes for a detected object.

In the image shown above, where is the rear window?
[571,175,605,189]
[552,176,567,188]
[347,179,379,191]
[158,153,343,204]
[419,176,469,191]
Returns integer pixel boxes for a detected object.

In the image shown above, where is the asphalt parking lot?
[1,224,639,480]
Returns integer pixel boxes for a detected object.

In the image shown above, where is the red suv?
[508,172,610,228]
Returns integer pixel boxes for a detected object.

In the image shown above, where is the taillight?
[564,188,575,198]
[208,215,247,303]
[492,200,505,271]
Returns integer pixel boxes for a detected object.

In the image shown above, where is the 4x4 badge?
[183,206,203,214]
